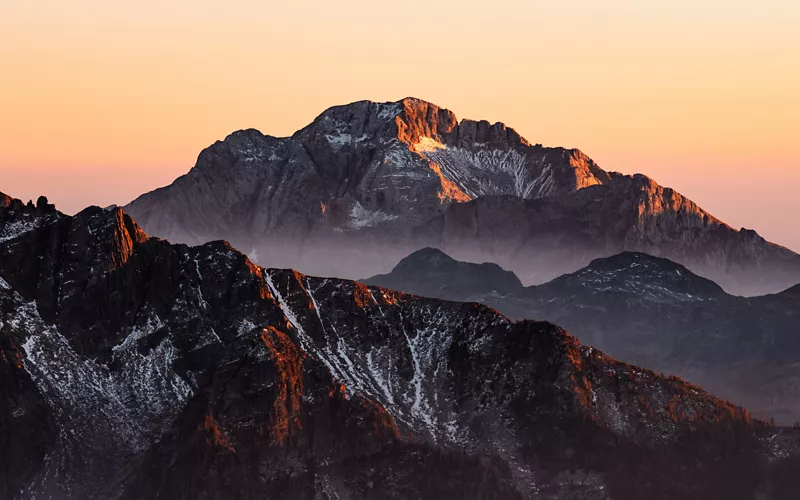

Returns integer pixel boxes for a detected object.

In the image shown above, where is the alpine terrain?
[2,193,800,499]
[125,98,800,296]
[366,248,800,424]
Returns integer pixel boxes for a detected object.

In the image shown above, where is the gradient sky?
[2,0,799,251]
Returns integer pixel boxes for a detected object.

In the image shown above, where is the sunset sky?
[2,1,799,250]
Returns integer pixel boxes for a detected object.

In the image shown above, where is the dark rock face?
[124,98,799,296]
[3,195,800,499]
[366,249,800,425]
[0,192,13,208]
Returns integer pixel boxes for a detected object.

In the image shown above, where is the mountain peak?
[549,251,726,299]
[395,247,456,267]
[222,127,270,142]
[124,98,800,295]
[365,247,524,301]
[587,251,688,269]
[298,97,531,152]
[124,97,618,246]
[0,191,61,247]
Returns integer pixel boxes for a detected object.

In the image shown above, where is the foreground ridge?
[2,194,799,499]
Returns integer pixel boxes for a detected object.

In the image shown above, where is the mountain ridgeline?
[125,98,800,296]
[3,195,800,499]
[365,248,800,425]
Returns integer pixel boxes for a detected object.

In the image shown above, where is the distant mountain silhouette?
[364,247,524,301]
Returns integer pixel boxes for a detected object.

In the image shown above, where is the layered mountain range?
[366,248,800,424]
[125,97,800,295]
[3,194,800,499]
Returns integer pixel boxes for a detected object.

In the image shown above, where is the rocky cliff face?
[124,98,800,296]
[3,194,800,499]
[366,249,800,424]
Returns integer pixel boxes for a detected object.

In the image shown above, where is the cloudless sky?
[1,0,799,250]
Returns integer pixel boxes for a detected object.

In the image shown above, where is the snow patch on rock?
[377,103,402,121]
[0,218,40,243]
[417,144,553,199]
[9,288,191,495]
[325,133,369,148]
[348,201,399,229]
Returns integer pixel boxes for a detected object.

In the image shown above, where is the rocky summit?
[124,97,800,296]
[2,194,800,499]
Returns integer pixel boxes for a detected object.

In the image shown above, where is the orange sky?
[1,0,799,251]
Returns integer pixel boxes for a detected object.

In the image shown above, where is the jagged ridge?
[3,194,800,498]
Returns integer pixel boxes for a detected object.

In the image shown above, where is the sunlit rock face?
[366,249,800,425]
[3,195,800,499]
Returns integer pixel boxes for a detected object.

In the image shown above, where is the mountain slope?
[125,98,608,279]
[125,97,800,295]
[3,194,800,498]
[365,249,800,424]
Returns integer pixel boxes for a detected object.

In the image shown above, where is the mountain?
[3,194,800,498]
[365,249,800,424]
[124,98,611,283]
[364,246,524,302]
[124,97,800,296]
